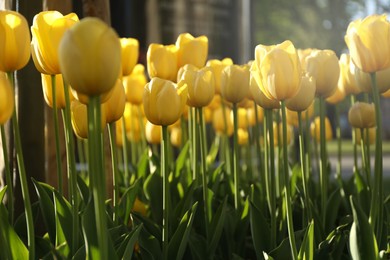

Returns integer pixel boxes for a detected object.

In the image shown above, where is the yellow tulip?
[145,121,161,144]
[102,79,126,123]
[170,126,182,148]
[123,103,141,133]
[71,85,115,105]
[297,48,316,69]
[237,128,249,145]
[179,66,215,107]
[230,107,248,129]
[132,198,147,216]
[120,37,139,76]
[176,33,208,69]
[247,105,264,125]
[348,102,376,129]
[31,11,78,75]
[0,72,14,124]
[338,54,361,95]
[345,14,390,73]
[272,122,293,146]
[207,94,222,111]
[355,127,376,145]
[71,100,106,139]
[0,10,30,72]
[123,64,147,105]
[59,17,121,96]
[286,103,314,127]
[254,40,301,101]
[143,77,188,126]
[305,49,340,98]
[41,73,74,109]
[353,65,390,93]
[310,116,333,142]
[115,119,123,147]
[285,74,316,112]
[206,58,233,94]
[326,85,345,105]
[204,107,213,123]
[147,43,178,81]
[212,106,233,136]
[221,64,250,104]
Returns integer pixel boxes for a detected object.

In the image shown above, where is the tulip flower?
[212,106,233,136]
[286,104,314,128]
[297,48,316,69]
[0,72,14,124]
[143,77,188,126]
[145,121,162,144]
[345,14,390,73]
[0,10,31,72]
[272,122,293,146]
[206,58,233,94]
[247,105,264,126]
[250,64,280,109]
[285,74,316,112]
[59,17,121,96]
[179,65,215,107]
[221,64,250,104]
[176,33,208,68]
[120,37,139,76]
[326,85,345,105]
[237,128,249,145]
[253,40,302,101]
[338,54,361,95]
[31,11,79,75]
[170,126,182,147]
[348,102,376,129]
[147,43,178,81]
[356,127,376,145]
[305,49,340,98]
[310,116,333,142]
[353,65,390,93]
[123,64,147,105]
[41,73,74,109]
[230,108,248,129]
[102,79,126,123]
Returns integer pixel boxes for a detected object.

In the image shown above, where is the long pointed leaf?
[249,200,270,258]
[208,198,227,257]
[298,220,314,260]
[0,185,6,203]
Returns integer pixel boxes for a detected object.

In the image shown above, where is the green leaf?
[0,185,6,203]
[77,174,90,203]
[325,188,341,233]
[144,172,163,224]
[173,182,195,228]
[249,200,270,258]
[290,164,301,198]
[208,197,227,257]
[175,141,190,178]
[168,202,198,260]
[353,170,370,215]
[349,196,378,260]
[137,148,149,179]
[298,220,314,260]
[81,199,99,259]
[53,190,73,257]
[138,226,162,260]
[119,178,141,225]
[207,135,220,166]
[132,212,162,241]
[116,224,143,259]
[0,204,28,259]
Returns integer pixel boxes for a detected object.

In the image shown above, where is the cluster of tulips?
[0,8,390,260]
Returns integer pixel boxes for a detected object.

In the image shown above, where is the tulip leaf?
[208,197,227,257]
[168,202,198,260]
[173,182,195,228]
[0,203,28,260]
[268,229,306,260]
[325,188,341,233]
[298,220,314,260]
[349,196,378,260]
[144,172,163,224]
[189,231,207,260]
[77,174,90,203]
[138,226,161,260]
[137,148,150,179]
[207,135,220,166]
[290,164,301,198]
[116,224,143,259]
[119,178,141,225]
[249,200,270,258]
[175,141,190,178]
[353,170,370,215]
[0,185,6,203]
[54,190,73,256]
[132,211,162,242]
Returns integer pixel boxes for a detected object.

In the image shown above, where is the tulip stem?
[191,108,199,183]
[51,75,63,195]
[232,103,240,210]
[281,101,297,260]
[1,124,13,223]
[121,117,129,186]
[221,101,232,175]
[350,95,358,173]
[7,72,35,260]
[61,79,80,253]
[137,105,147,152]
[88,95,108,260]
[198,107,210,237]
[335,105,342,182]
[359,128,371,190]
[319,97,328,227]
[108,122,119,224]
[161,125,169,260]
[253,102,263,184]
[369,72,383,243]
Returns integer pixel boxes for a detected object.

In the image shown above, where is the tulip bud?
[221,64,250,104]
[356,127,376,145]
[59,17,121,96]
[206,58,233,94]
[326,85,345,105]
[0,72,14,124]
[143,77,188,126]
[353,65,390,94]
[41,74,74,109]
[310,116,333,142]
[238,128,249,145]
[305,49,340,98]
[176,33,208,68]
[250,63,280,109]
[230,107,248,129]
[170,126,182,148]
[0,10,31,72]
[71,100,106,139]
[120,37,139,76]
[286,102,314,127]
[212,106,233,136]
[338,54,361,95]
[147,43,178,81]
[247,105,264,125]
[102,79,126,123]
[145,121,161,144]
[345,14,390,73]
[348,102,376,128]
[285,74,316,111]
[123,64,147,105]
[272,122,293,146]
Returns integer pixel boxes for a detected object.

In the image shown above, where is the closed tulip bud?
[206,58,233,94]
[147,43,178,81]
[254,40,302,101]
[0,72,14,124]
[120,38,139,76]
[170,126,182,147]
[305,49,340,98]
[250,63,280,109]
[204,107,213,123]
[177,64,199,82]
[115,119,124,147]
[31,11,78,75]
[286,104,314,127]
[353,65,390,93]
[286,74,316,111]
[348,102,376,128]
[59,17,121,96]
[176,33,208,68]
[123,103,141,133]
[207,94,222,111]
[221,64,250,104]
[247,105,264,125]
[71,100,106,139]
[356,127,376,145]
[230,107,248,129]
[326,85,345,105]
[237,98,253,108]
[102,79,126,123]
[179,66,215,107]
[272,122,293,146]
[310,116,333,142]
[145,121,161,144]
[124,64,147,105]
[298,48,316,69]
[238,128,249,145]
[0,10,30,72]
[71,85,115,105]
[339,54,361,95]
[345,14,390,73]
[143,77,188,126]
[41,73,74,109]
[212,106,233,136]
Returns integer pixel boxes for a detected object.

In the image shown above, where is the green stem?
[191,108,199,183]
[253,101,263,183]
[369,72,383,243]
[281,101,298,260]
[359,128,371,190]
[51,75,63,195]
[88,96,107,260]
[276,111,283,197]
[1,124,13,223]
[198,108,210,237]
[335,105,342,181]
[232,103,240,210]
[76,138,86,176]
[319,97,328,226]
[221,101,232,175]
[121,117,129,186]
[161,125,169,260]
[8,72,35,260]
[137,105,147,152]
[108,123,119,224]
[350,95,358,173]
